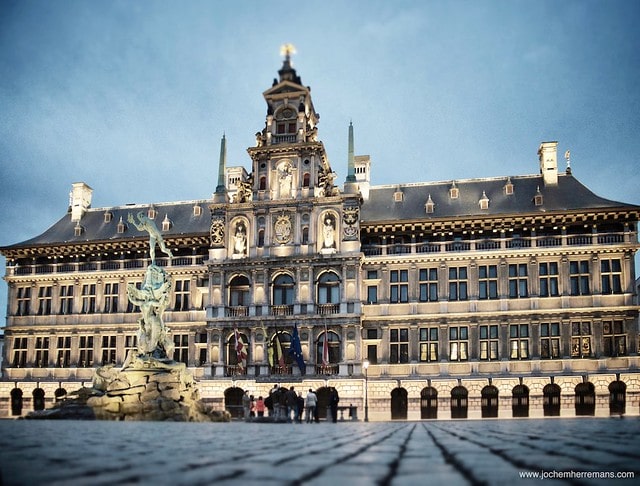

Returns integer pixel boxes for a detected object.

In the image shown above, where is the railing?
[226,306,249,317]
[361,231,629,257]
[270,305,294,316]
[270,365,292,375]
[272,134,297,144]
[8,255,207,276]
[316,303,340,315]
[224,365,247,377]
[316,364,339,375]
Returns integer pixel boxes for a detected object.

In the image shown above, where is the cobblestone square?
[0,418,639,485]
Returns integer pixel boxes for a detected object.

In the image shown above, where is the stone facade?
[1,53,639,420]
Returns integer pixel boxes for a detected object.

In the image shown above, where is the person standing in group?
[296,392,304,423]
[255,396,266,418]
[242,390,251,421]
[249,395,256,418]
[286,386,298,423]
[305,388,317,423]
[329,387,340,423]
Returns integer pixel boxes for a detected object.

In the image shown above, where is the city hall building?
[2,54,639,420]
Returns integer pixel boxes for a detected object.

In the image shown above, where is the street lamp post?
[363,359,369,422]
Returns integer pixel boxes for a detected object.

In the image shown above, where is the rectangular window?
[101,335,117,365]
[79,335,94,367]
[34,336,49,367]
[478,265,498,300]
[601,259,622,294]
[570,260,590,296]
[508,264,528,298]
[174,279,190,311]
[539,262,559,297]
[12,337,28,367]
[125,335,138,360]
[479,325,499,360]
[37,286,52,315]
[602,320,626,357]
[390,270,409,303]
[173,334,189,364]
[16,286,31,316]
[59,284,74,315]
[126,282,141,313]
[81,284,96,314]
[571,322,592,358]
[367,344,378,364]
[419,268,438,302]
[366,270,378,279]
[57,336,71,367]
[448,267,468,301]
[540,322,561,359]
[389,328,409,364]
[509,324,529,359]
[419,327,439,362]
[366,286,378,304]
[449,326,468,361]
[104,282,119,313]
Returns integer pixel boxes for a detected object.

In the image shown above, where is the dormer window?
[117,216,126,234]
[162,214,171,231]
[425,194,435,214]
[450,182,459,199]
[104,211,113,223]
[148,206,157,219]
[504,177,514,195]
[534,186,544,206]
[74,223,83,236]
[393,187,403,202]
[479,191,489,210]
[193,204,202,217]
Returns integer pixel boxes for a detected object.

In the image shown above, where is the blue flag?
[289,323,306,375]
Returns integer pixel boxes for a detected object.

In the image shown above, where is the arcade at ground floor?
[1,371,638,420]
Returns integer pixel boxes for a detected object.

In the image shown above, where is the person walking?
[305,388,318,423]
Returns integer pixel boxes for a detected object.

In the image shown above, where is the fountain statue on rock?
[26,212,229,422]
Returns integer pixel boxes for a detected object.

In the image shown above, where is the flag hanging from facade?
[234,328,247,370]
[273,322,286,368]
[322,321,330,367]
[289,323,306,375]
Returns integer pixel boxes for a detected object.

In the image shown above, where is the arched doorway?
[315,386,331,420]
[54,388,67,402]
[32,388,45,411]
[391,387,408,420]
[224,386,245,419]
[10,388,23,416]
[609,380,626,415]
[512,384,529,418]
[481,385,499,418]
[420,386,438,419]
[543,383,561,416]
[575,382,596,416]
[450,386,468,419]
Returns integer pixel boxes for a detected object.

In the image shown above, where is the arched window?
[450,386,468,419]
[575,382,595,416]
[272,274,294,310]
[420,386,438,419]
[302,227,309,245]
[259,176,267,191]
[512,384,530,418]
[32,388,45,411]
[257,229,265,247]
[228,275,250,313]
[543,383,561,416]
[391,387,408,420]
[481,385,499,418]
[609,380,626,415]
[54,388,67,402]
[302,172,311,187]
[316,330,341,369]
[317,272,340,312]
[226,332,249,375]
[10,388,23,416]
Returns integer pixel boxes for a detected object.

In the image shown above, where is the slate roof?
[361,173,637,224]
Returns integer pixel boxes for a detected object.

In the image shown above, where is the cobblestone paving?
[1,418,639,485]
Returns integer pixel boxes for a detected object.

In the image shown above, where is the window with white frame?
[602,320,626,357]
[479,325,499,360]
[569,260,590,296]
[79,335,94,367]
[539,262,559,297]
[16,286,31,316]
[57,336,71,367]
[419,327,438,362]
[390,328,409,363]
[419,268,438,302]
[12,337,28,367]
[508,264,528,298]
[101,335,117,365]
[81,284,96,314]
[448,267,468,301]
[478,265,498,300]
[59,284,74,315]
[449,326,468,361]
[571,322,592,358]
[390,270,409,303]
[34,336,49,367]
[509,324,529,359]
[37,286,52,315]
[174,279,190,311]
[103,282,119,313]
[540,322,561,359]
[601,259,622,294]
[174,334,189,364]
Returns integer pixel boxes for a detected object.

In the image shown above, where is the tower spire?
[215,133,227,196]
[346,121,356,183]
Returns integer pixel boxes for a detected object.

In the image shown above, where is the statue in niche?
[233,222,247,256]
[278,162,293,198]
[322,215,336,249]
[317,165,337,197]
[128,211,174,264]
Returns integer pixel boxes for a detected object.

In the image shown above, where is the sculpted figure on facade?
[278,162,293,198]
[236,173,254,203]
[210,216,225,247]
[318,165,338,197]
[233,221,247,256]
[322,215,336,249]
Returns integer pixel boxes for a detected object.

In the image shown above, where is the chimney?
[69,182,93,222]
[538,141,558,186]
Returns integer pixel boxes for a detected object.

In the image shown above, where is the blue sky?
[1,0,639,324]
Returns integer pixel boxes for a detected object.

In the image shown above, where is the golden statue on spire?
[280,43,296,60]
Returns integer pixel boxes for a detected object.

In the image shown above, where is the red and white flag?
[234,328,247,370]
[322,321,330,366]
